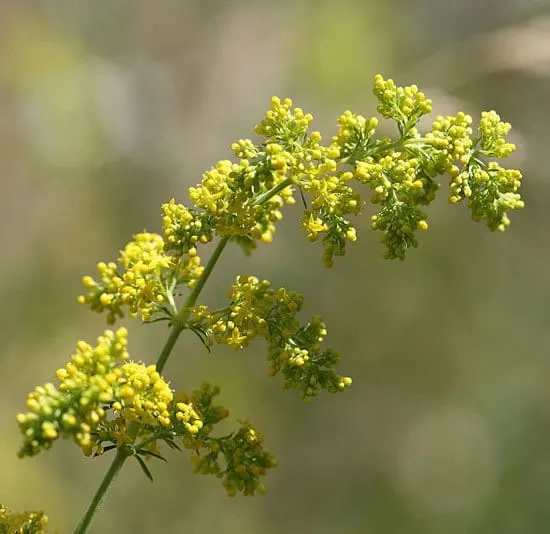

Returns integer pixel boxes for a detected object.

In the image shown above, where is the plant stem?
[252,177,294,206]
[156,235,229,374]
[73,447,129,534]
[341,136,434,165]
[73,177,293,533]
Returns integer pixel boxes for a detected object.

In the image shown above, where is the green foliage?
[10,74,524,532]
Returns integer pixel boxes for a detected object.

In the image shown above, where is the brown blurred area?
[2,1,550,532]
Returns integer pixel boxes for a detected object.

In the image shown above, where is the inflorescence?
[15,74,524,511]
[0,505,48,534]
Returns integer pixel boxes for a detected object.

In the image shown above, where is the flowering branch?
[6,74,524,533]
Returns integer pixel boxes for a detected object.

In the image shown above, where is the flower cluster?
[77,233,171,323]
[14,74,525,528]
[372,73,433,134]
[189,137,297,251]
[175,383,277,497]
[78,75,524,325]
[354,152,436,260]
[16,330,275,495]
[446,110,524,231]
[329,75,524,259]
[190,275,352,401]
[18,329,128,457]
[0,504,48,534]
[161,199,213,254]
[78,229,206,323]
[16,328,183,457]
[191,422,277,497]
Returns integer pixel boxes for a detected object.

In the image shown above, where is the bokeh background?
[1,1,550,533]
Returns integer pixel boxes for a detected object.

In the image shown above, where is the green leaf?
[162,438,182,451]
[135,449,167,462]
[134,454,154,482]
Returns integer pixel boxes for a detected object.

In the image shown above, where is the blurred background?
[1,1,550,532]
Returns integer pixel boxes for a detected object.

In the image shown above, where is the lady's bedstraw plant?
[6,75,523,533]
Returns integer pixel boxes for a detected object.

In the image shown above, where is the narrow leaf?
[163,438,182,451]
[134,454,154,482]
[136,449,167,462]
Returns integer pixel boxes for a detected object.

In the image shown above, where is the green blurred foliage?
[1,1,549,532]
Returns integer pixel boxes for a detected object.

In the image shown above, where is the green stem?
[252,177,294,206]
[341,136,434,165]
[156,235,229,374]
[155,321,185,375]
[73,447,129,534]
[73,177,292,533]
